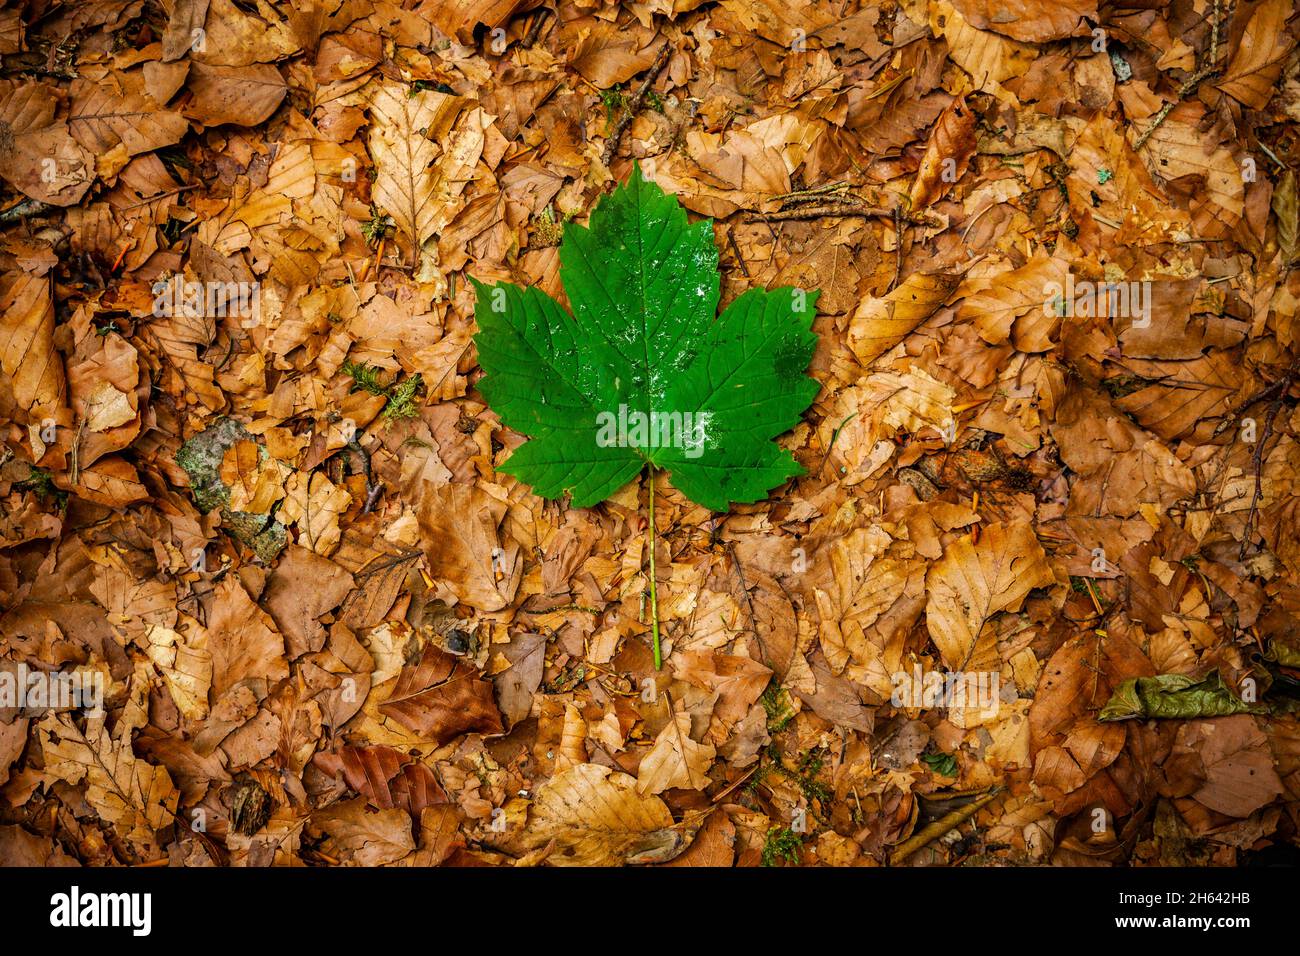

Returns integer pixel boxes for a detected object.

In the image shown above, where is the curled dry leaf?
[415,482,519,612]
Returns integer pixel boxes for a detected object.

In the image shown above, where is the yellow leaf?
[522,763,681,866]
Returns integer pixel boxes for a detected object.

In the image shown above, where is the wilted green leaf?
[1099,673,1270,721]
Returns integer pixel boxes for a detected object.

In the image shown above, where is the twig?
[744,203,941,227]
[0,199,53,224]
[345,437,383,515]
[745,202,890,222]
[1134,0,1222,151]
[523,7,551,47]
[1213,377,1288,437]
[70,420,85,487]
[774,182,853,204]
[891,204,904,292]
[601,43,673,167]
[726,227,750,278]
[120,184,201,211]
[889,788,1003,866]
[1239,355,1299,560]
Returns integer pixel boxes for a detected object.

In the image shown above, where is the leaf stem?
[647,467,661,669]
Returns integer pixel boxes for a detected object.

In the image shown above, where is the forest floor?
[1,0,1299,867]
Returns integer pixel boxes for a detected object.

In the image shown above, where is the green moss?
[342,359,388,397]
[17,466,67,507]
[383,372,424,420]
[600,87,626,128]
[343,361,424,420]
[761,826,804,867]
[760,682,796,733]
[225,511,288,563]
[793,747,832,804]
[362,206,394,246]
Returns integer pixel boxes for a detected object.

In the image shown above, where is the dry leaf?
[522,763,681,866]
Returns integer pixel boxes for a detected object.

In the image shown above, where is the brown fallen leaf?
[848,272,961,367]
[672,650,771,729]
[207,576,289,699]
[415,482,520,612]
[144,623,213,721]
[69,77,188,160]
[636,711,716,795]
[492,631,547,728]
[1214,0,1294,110]
[925,521,1058,672]
[39,708,179,849]
[379,644,504,746]
[368,83,458,266]
[184,63,288,127]
[0,269,63,421]
[909,95,977,210]
[261,545,355,658]
[1174,716,1285,818]
[0,80,94,206]
[309,797,415,866]
[948,0,1096,42]
[522,763,685,866]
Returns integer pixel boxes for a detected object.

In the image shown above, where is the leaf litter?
[0,0,1298,869]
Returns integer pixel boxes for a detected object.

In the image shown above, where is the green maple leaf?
[472,166,820,512]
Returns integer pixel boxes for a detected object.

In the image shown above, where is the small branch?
[523,7,551,47]
[1134,0,1222,151]
[119,184,201,211]
[1239,356,1299,560]
[891,204,904,292]
[744,203,941,227]
[745,202,890,222]
[774,182,853,204]
[889,788,1003,866]
[725,227,750,278]
[0,199,54,224]
[1213,377,1288,437]
[601,43,673,167]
